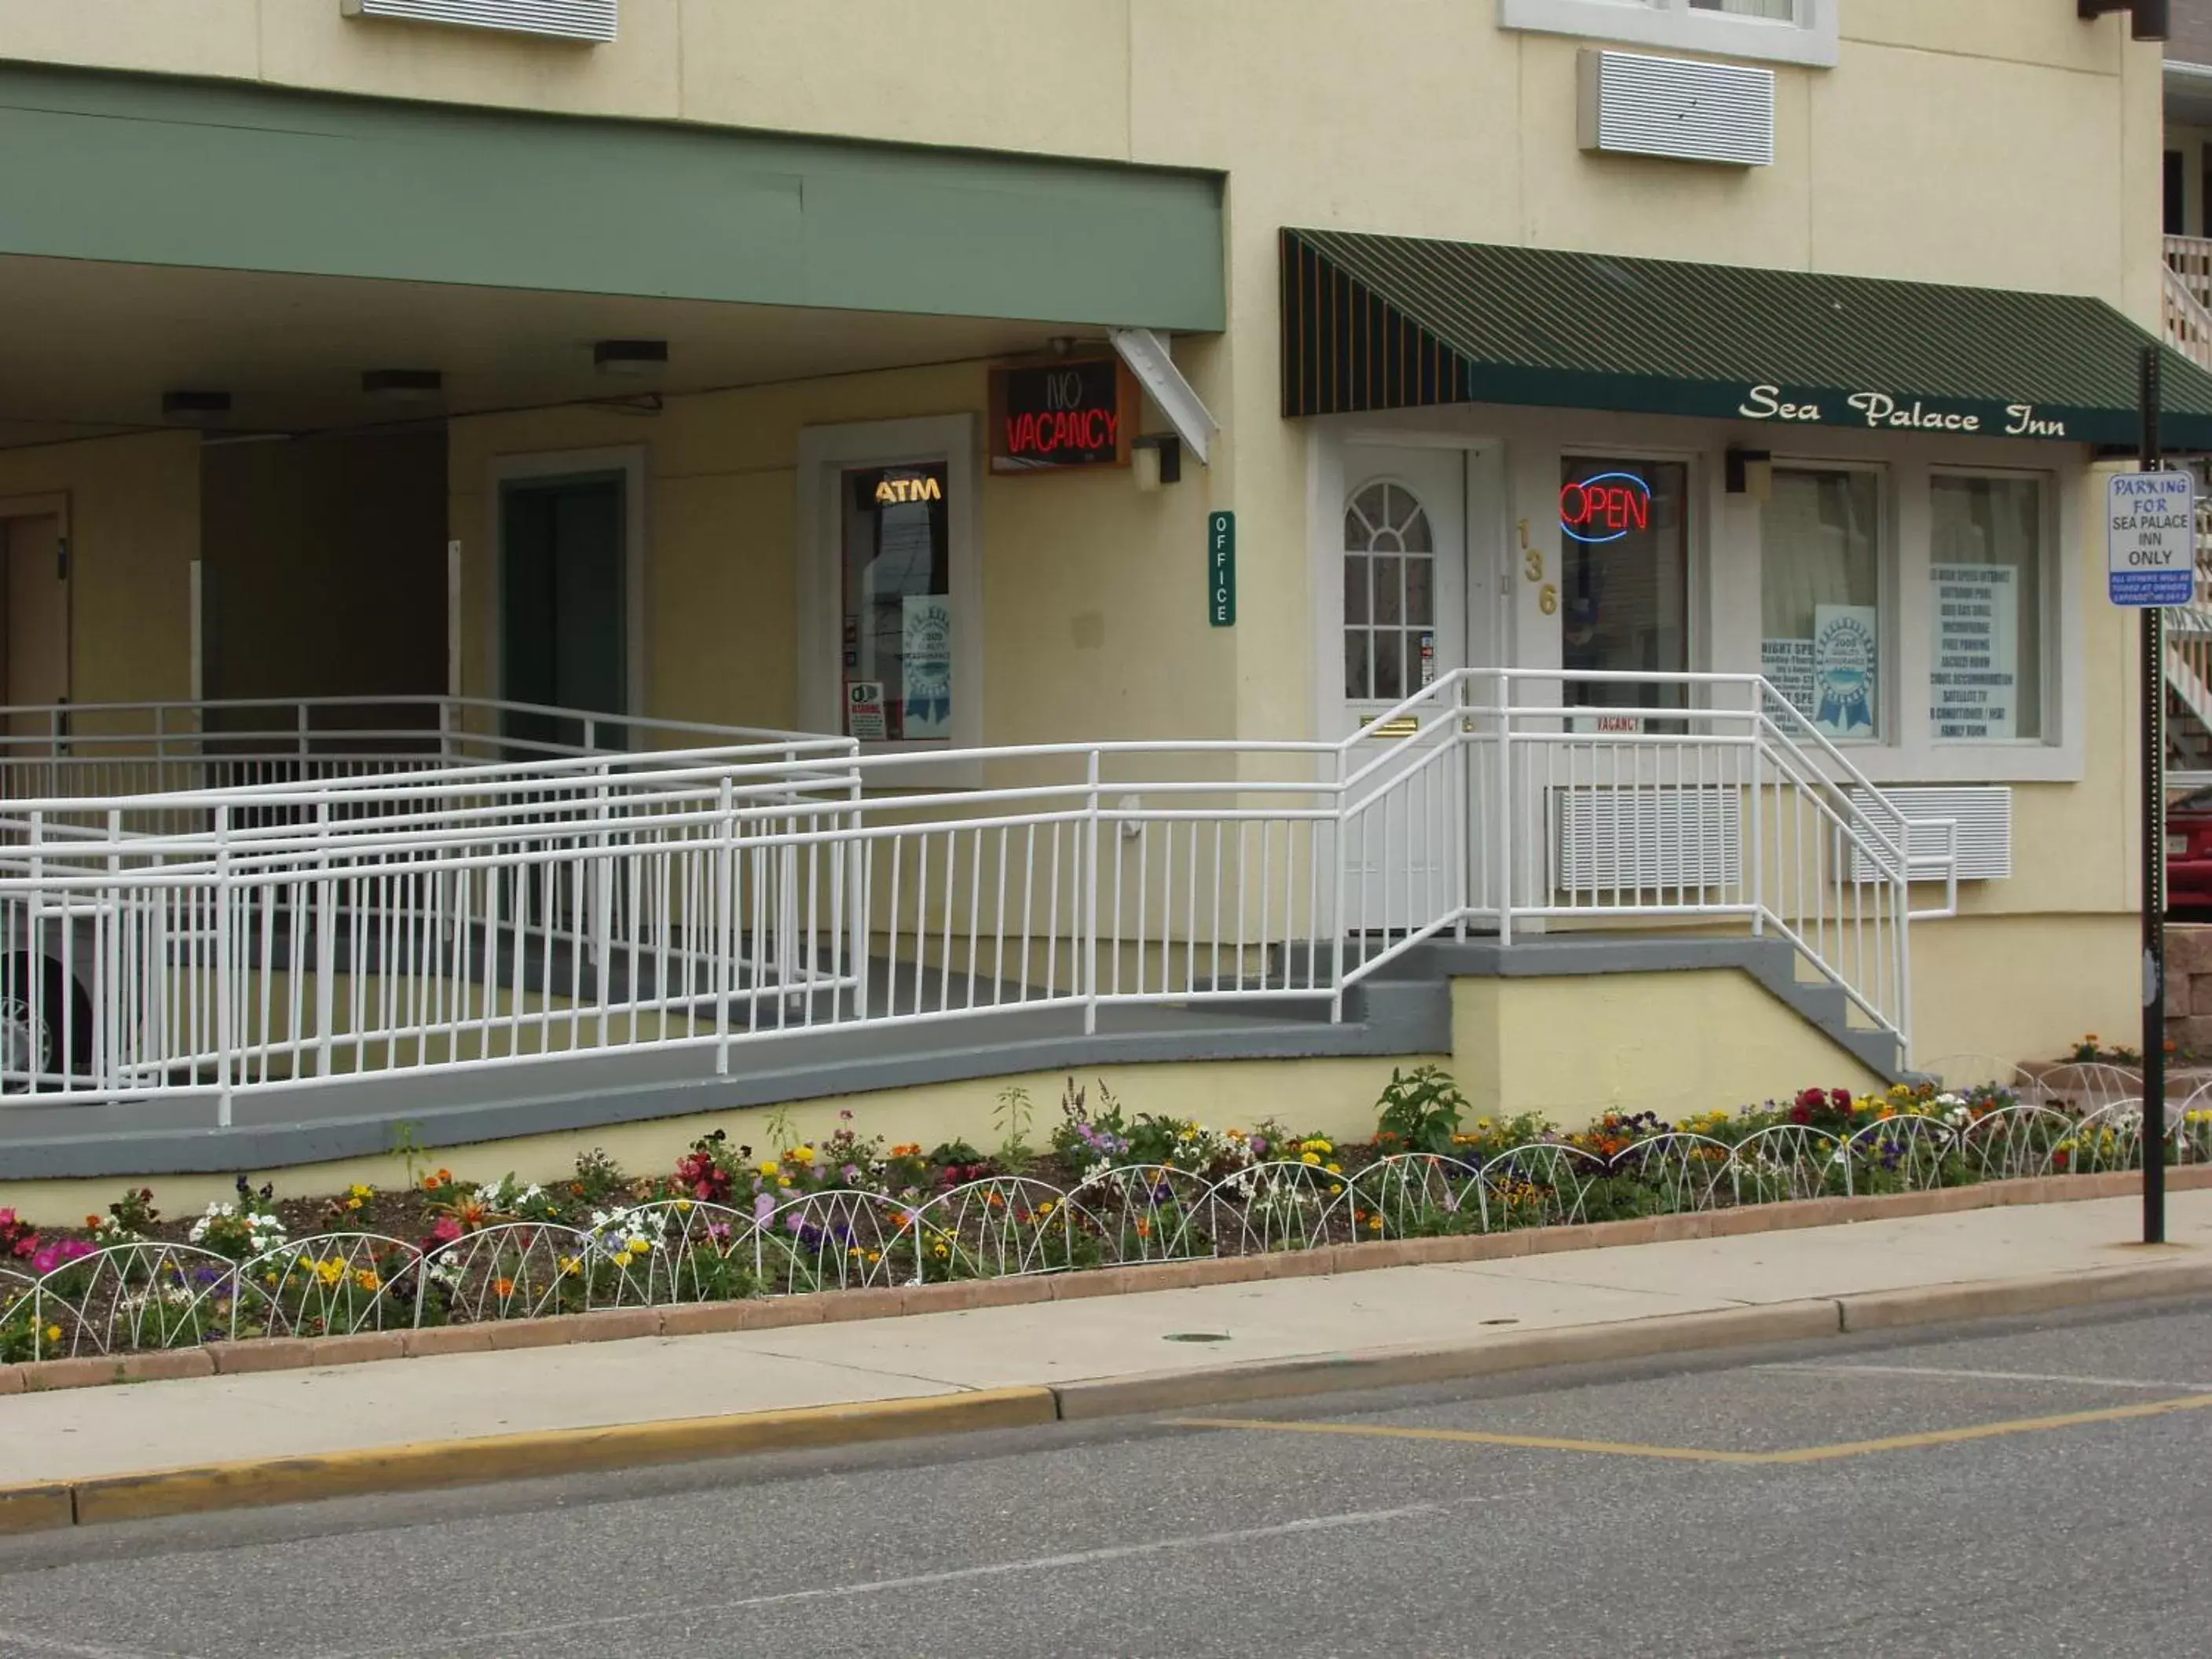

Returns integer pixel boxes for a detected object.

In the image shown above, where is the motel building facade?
[0,0,2199,1211]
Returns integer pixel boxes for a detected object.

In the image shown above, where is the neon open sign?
[1560,473,1652,544]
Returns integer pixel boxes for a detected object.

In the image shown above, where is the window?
[1559,458,1689,711]
[796,414,980,755]
[1499,0,1837,68]
[1343,482,1437,703]
[842,463,952,743]
[1929,474,2045,743]
[1758,468,1881,740]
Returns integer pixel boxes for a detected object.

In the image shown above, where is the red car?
[2170,785,2212,914]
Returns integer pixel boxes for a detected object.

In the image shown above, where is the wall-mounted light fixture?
[2079,0,2169,41]
[1724,446,1773,501]
[593,339,668,377]
[1132,433,1183,492]
[161,390,233,426]
[361,368,444,404]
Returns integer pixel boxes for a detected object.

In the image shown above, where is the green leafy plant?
[569,1148,628,1205]
[994,1084,1038,1174]
[389,1120,428,1191]
[1373,1065,1472,1155]
[759,1104,799,1151]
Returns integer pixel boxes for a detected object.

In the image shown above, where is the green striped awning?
[1280,227,2212,449]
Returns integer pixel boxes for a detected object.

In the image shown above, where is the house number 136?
[1518,520,1558,615]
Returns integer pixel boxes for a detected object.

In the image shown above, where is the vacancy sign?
[2108,471,2198,607]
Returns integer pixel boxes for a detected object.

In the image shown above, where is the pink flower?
[10,1235,37,1259]
[30,1240,89,1276]
[429,1217,463,1244]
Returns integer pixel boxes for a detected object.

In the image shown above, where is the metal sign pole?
[2141,343,2168,1247]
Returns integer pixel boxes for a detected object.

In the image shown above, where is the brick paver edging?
[7,1167,2203,1395]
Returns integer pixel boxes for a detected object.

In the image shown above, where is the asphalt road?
[5,1300,2212,1658]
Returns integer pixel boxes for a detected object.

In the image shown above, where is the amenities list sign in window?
[1930,474,2043,742]
[842,464,952,743]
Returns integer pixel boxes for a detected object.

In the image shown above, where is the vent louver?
[342,0,617,44]
[1576,49,1775,167]
[1551,788,1743,894]
[1848,787,2014,884]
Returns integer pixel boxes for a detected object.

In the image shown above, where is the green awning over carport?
[1282,228,2212,449]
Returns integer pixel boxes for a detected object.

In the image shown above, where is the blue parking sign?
[2108,471,2197,607]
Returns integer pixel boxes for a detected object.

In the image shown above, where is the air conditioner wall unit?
[341,0,617,44]
[1577,49,1776,167]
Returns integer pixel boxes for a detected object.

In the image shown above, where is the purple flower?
[1251,1137,1270,1158]
[840,1164,862,1185]
[755,1193,777,1225]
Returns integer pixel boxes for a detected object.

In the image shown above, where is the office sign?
[1208,511,1235,626]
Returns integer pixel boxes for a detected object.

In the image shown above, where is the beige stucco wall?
[0,430,198,716]
[449,358,1232,746]
[1452,971,1886,1126]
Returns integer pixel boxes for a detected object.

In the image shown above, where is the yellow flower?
[44,1324,61,1343]
[1325,1163,1342,1176]
[1300,1152,1322,1166]
[675,1199,694,1212]
[789,1145,816,1163]
[759,1162,780,1178]
[558,1256,581,1276]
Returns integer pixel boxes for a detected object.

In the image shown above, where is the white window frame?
[1922,465,2060,750]
[795,413,983,767]
[1753,459,1890,745]
[1499,0,1839,69]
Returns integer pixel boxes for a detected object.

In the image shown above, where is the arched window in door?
[1343,481,1435,702]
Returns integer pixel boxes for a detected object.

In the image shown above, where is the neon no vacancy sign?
[1560,473,1652,544]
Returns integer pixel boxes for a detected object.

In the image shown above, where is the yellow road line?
[1758,1392,2212,1464]
[1166,1419,1769,1464]
[1170,1391,2212,1467]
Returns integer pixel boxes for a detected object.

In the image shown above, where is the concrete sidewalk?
[3,1190,2208,1496]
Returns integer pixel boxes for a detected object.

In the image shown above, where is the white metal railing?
[2166,251,2212,374]
[2170,234,2212,314]
[0,672,1926,1124]
[0,694,836,800]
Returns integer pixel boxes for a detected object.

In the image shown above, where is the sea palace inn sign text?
[1738,384,2067,439]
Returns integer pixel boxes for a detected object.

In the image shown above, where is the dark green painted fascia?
[0,64,1225,331]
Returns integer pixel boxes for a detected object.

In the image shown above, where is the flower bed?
[3,1075,2207,1365]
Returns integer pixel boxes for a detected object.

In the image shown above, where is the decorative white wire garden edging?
[12,1108,2211,1362]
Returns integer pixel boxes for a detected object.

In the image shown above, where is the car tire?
[0,954,90,1087]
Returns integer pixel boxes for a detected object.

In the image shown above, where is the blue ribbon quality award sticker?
[900,595,954,740]
[1812,606,1877,737]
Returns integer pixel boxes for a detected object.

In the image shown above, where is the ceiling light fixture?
[361,368,444,403]
[161,390,233,425]
[593,339,668,377]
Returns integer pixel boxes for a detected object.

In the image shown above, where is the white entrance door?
[1337,445,1472,936]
